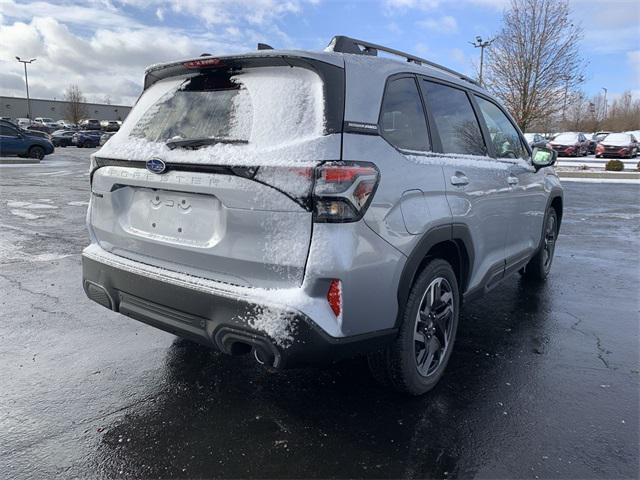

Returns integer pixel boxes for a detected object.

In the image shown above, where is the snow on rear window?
[99,66,326,164]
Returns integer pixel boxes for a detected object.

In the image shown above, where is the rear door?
[473,95,547,270]
[420,79,511,291]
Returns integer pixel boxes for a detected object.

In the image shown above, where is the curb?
[0,157,41,165]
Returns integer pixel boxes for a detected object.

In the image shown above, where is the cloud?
[0,0,316,105]
[383,0,440,12]
[417,15,458,33]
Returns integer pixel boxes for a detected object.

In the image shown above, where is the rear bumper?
[82,252,396,368]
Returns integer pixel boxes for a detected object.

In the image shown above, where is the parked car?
[73,130,102,148]
[34,117,59,130]
[549,132,589,157]
[99,131,116,145]
[56,120,78,129]
[16,118,33,129]
[103,121,120,132]
[51,129,77,147]
[524,133,550,149]
[0,120,55,159]
[79,119,102,130]
[595,132,639,158]
[28,121,55,134]
[582,133,598,154]
[82,35,562,395]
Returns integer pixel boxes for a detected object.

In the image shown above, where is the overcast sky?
[1,0,638,107]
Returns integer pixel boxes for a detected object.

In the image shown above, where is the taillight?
[596,144,604,154]
[327,279,342,317]
[313,161,379,222]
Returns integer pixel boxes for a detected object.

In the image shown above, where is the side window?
[421,81,486,156]
[0,125,19,136]
[474,96,530,160]
[379,77,430,152]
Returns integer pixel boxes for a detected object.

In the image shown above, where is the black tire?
[523,208,558,281]
[28,146,45,159]
[368,258,460,395]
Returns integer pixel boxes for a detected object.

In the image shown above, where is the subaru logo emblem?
[146,158,166,174]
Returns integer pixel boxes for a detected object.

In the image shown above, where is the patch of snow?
[68,201,89,207]
[10,210,43,220]
[242,307,297,348]
[405,152,532,170]
[7,201,58,210]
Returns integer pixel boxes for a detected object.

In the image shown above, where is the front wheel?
[523,208,558,281]
[368,259,460,395]
[28,146,45,159]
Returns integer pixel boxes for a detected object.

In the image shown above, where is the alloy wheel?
[542,214,557,271]
[414,277,454,377]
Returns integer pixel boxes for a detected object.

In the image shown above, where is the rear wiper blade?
[165,137,248,150]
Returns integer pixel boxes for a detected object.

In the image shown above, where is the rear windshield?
[125,66,325,148]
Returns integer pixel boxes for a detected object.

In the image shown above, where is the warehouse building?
[0,96,132,122]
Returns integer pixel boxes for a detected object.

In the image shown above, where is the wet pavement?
[1,148,638,479]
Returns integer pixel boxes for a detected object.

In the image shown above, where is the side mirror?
[531,147,557,169]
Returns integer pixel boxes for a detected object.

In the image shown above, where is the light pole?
[601,87,608,121]
[16,57,36,120]
[469,36,494,86]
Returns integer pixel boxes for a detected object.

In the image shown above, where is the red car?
[595,133,639,158]
[550,132,589,157]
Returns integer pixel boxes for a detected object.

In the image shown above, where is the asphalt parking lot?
[1,148,638,479]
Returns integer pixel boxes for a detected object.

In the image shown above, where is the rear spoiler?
[142,53,345,135]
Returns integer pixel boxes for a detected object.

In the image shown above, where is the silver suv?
[83,36,562,395]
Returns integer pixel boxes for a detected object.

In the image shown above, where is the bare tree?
[63,85,88,124]
[483,0,584,132]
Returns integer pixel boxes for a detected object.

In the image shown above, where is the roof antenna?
[257,43,274,50]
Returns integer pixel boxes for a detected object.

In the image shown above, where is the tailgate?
[89,165,313,288]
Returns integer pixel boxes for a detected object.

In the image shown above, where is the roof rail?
[328,35,478,86]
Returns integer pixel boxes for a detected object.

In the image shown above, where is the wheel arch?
[396,224,474,329]
[550,195,563,230]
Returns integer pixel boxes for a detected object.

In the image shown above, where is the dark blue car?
[72,130,102,148]
[0,120,55,159]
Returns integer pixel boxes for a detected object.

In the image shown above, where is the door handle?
[508,176,519,186]
[450,172,469,186]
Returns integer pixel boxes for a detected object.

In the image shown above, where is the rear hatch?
[89,54,344,289]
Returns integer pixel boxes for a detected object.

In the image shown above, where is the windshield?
[603,133,630,144]
[553,133,578,143]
